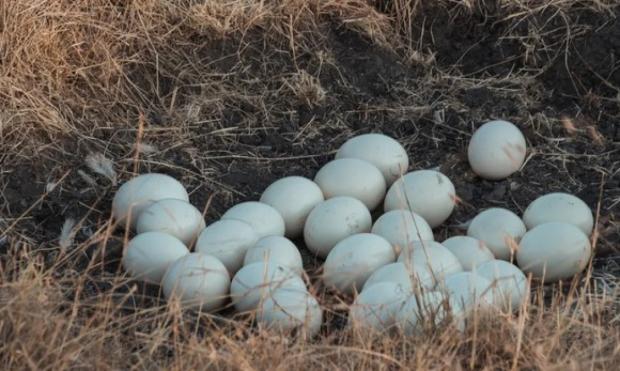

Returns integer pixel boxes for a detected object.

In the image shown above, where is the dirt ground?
[1,0,620,369]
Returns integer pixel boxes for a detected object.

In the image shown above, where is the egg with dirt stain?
[384,170,457,228]
[195,219,259,275]
[314,158,386,210]
[467,208,526,261]
[322,233,396,295]
[335,133,409,185]
[442,236,495,271]
[522,192,594,236]
[112,173,189,229]
[516,222,591,283]
[303,197,372,258]
[122,231,189,284]
[260,176,324,238]
[222,201,286,239]
[467,120,527,180]
[136,199,205,247]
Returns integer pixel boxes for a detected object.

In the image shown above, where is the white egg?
[244,236,303,273]
[383,170,456,228]
[161,253,230,312]
[442,236,495,271]
[348,281,409,331]
[363,262,413,291]
[136,199,205,247]
[467,120,527,180]
[112,173,189,229]
[467,208,526,261]
[230,262,307,313]
[475,260,527,312]
[313,158,386,210]
[438,272,495,314]
[522,193,593,236]
[516,222,591,283]
[122,232,189,284]
[257,287,323,338]
[394,291,450,335]
[362,262,434,292]
[335,133,409,185]
[260,176,324,238]
[303,197,372,258]
[221,201,285,239]
[398,241,463,283]
[371,210,434,253]
[323,234,396,295]
[195,219,259,275]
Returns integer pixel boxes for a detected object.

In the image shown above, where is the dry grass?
[1,0,620,369]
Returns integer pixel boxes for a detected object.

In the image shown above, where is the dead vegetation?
[1,0,620,369]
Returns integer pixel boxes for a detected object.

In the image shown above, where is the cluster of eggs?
[113,120,594,337]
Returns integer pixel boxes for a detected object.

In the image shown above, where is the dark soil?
[2,1,619,304]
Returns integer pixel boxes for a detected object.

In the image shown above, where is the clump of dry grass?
[1,238,619,369]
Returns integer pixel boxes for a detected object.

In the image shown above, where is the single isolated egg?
[222,201,285,239]
[384,170,457,228]
[195,219,259,275]
[230,262,306,313]
[260,176,324,238]
[136,199,205,246]
[371,210,434,252]
[112,173,189,229]
[438,272,495,314]
[467,208,526,261]
[335,133,409,185]
[348,281,409,332]
[467,120,527,180]
[398,241,463,283]
[322,233,396,295]
[122,232,189,284]
[516,222,591,283]
[161,253,230,312]
[475,260,527,312]
[303,197,372,258]
[244,235,303,273]
[442,236,495,271]
[314,158,386,210]
[394,291,450,335]
[257,287,323,338]
[522,192,593,236]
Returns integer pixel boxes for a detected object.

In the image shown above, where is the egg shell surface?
[260,176,324,238]
[335,133,409,185]
[303,197,372,258]
[314,158,386,210]
[323,233,396,295]
[136,199,205,246]
[161,253,230,312]
[384,170,456,228]
[112,173,189,229]
[122,231,190,284]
